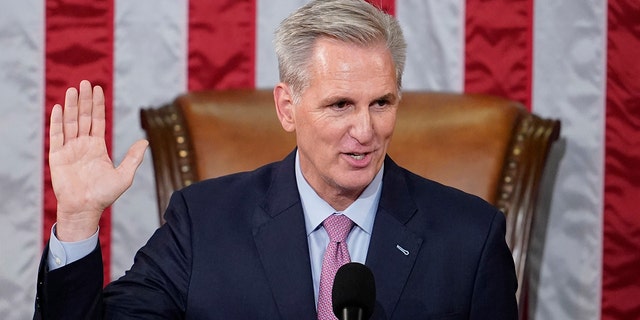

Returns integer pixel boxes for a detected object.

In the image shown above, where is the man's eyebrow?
[320,96,353,105]
[318,93,398,106]
[372,93,398,103]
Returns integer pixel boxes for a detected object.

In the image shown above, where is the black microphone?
[332,262,376,320]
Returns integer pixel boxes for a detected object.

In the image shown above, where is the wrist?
[56,213,101,242]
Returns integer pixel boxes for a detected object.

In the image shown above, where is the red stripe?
[602,1,640,319]
[44,0,114,284]
[463,1,534,317]
[464,0,533,110]
[188,0,256,91]
[367,0,395,15]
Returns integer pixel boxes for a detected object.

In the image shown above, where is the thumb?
[116,139,149,183]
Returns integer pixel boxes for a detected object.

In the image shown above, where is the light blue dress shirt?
[48,151,384,306]
[295,151,382,304]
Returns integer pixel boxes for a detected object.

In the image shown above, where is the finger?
[62,86,79,143]
[78,80,94,136]
[77,80,93,136]
[116,139,149,185]
[49,104,64,154]
[90,85,106,138]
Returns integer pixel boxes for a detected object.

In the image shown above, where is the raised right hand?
[49,80,148,241]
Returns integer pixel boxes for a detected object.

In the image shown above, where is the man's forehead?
[311,36,389,54]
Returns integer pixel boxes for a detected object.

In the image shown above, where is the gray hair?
[274,0,407,102]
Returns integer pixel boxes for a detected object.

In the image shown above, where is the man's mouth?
[347,153,366,160]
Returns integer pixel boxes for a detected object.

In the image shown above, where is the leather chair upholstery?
[140,89,560,307]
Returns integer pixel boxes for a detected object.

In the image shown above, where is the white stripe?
[529,1,606,319]
[0,0,44,319]
[397,0,465,92]
[111,0,189,279]
[255,0,309,89]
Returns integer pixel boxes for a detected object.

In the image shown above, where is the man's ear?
[273,83,296,132]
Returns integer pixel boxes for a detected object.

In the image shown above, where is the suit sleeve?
[469,211,519,320]
[102,191,193,318]
[34,191,193,319]
[34,243,104,320]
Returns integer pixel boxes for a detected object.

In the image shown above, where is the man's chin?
[336,173,376,192]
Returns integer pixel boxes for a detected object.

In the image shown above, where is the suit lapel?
[252,151,317,320]
[366,157,423,318]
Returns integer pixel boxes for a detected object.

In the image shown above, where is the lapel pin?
[396,244,409,256]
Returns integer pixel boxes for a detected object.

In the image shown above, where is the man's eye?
[331,101,349,109]
[373,99,389,107]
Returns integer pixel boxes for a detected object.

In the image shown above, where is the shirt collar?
[295,151,383,237]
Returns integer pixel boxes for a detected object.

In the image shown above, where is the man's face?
[276,37,399,209]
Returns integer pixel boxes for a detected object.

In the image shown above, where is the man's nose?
[349,107,374,144]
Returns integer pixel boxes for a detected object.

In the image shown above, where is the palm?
[50,134,124,216]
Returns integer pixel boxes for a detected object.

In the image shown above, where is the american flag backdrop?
[0,0,638,319]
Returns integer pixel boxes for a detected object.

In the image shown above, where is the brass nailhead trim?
[497,115,533,215]
[163,104,196,188]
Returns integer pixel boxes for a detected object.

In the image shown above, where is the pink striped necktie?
[317,214,354,320]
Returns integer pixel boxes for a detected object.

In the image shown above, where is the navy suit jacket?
[35,151,518,319]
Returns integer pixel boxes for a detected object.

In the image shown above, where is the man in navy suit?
[35,0,518,319]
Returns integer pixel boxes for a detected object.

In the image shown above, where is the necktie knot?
[323,214,353,243]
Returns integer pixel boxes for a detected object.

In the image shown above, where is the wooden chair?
[140,89,560,308]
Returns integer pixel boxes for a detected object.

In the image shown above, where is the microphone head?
[332,262,376,319]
